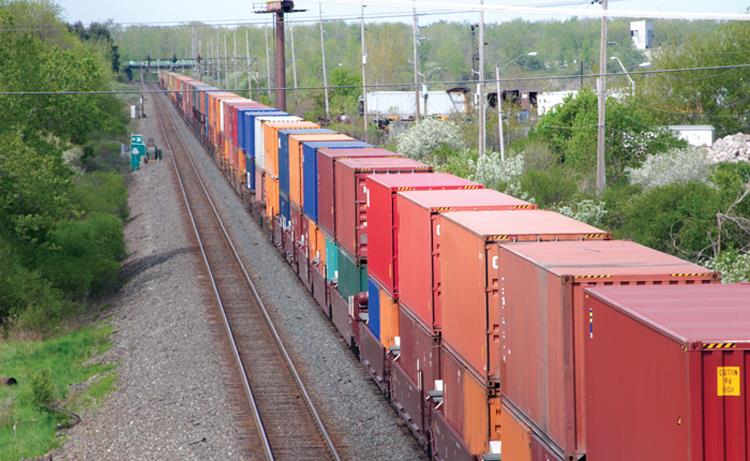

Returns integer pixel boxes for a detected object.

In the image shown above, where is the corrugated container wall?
[497,240,718,457]
[396,189,534,333]
[584,284,750,461]
[334,157,432,260]
[365,173,482,298]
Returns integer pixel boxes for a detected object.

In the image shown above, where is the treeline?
[0,1,129,333]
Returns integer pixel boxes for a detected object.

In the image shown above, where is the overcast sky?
[56,0,750,26]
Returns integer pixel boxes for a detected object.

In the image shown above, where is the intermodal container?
[334,157,432,258]
[500,403,564,461]
[238,108,275,153]
[439,210,610,387]
[497,240,719,457]
[253,115,300,176]
[397,189,534,333]
[317,148,401,237]
[301,141,372,222]
[262,121,318,178]
[367,277,381,339]
[286,133,353,205]
[365,174,483,298]
[440,344,501,457]
[279,194,291,227]
[308,218,326,275]
[278,129,335,198]
[584,284,749,461]
[325,233,339,283]
[337,247,367,299]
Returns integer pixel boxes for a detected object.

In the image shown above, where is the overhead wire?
[1,63,749,95]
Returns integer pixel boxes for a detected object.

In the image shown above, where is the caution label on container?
[717,366,741,397]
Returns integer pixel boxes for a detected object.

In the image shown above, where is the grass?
[0,324,115,461]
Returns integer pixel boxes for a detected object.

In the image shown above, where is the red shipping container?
[397,189,534,333]
[439,210,610,387]
[316,148,400,237]
[584,284,750,461]
[365,174,483,298]
[497,240,718,457]
[334,158,432,259]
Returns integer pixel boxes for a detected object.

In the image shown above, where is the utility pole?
[223,34,229,89]
[412,0,421,122]
[495,65,505,161]
[233,31,238,90]
[361,3,368,141]
[478,0,486,157]
[192,26,197,79]
[198,39,203,80]
[596,0,608,194]
[245,29,253,97]
[264,23,272,96]
[319,1,330,119]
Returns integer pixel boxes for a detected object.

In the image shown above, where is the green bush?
[31,370,54,410]
[40,213,125,298]
[617,181,722,259]
[519,166,578,207]
[81,141,128,173]
[70,172,128,220]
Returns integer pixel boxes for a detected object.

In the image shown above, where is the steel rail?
[152,89,341,461]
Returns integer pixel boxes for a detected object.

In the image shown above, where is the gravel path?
[54,93,249,460]
[160,94,427,460]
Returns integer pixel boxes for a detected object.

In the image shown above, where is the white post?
[264,22,272,96]
[412,0,421,122]
[361,3,368,141]
[246,30,252,97]
[478,0,486,157]
[319,1,330,119]
[597,0,608,194]
[496,65,505,161]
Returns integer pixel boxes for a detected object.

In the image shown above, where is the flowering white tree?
[395,118,464,161]
[553,199,608,227]
[704,251,750,283]
[626,146,713,189]
[470,152,529,200]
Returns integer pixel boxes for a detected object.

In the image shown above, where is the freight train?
[158,70,750,461]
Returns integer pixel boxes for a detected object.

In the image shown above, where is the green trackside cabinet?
[337,247,367,299]
[130,134,147,171]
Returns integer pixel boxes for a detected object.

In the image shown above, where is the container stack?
[160,70,748,461]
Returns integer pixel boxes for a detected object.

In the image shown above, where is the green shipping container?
[326,235,339,283]
[337,247,367,299]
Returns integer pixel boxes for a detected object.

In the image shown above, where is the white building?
[537,90,578,116]
[668,125,715,147]
[630,20,654,50]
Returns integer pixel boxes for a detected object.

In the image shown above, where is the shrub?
[704,250,750,283]
[553,199,608,227]
[520,166,578,207]
[70,172,128,220]
[40,213,125,298]
[470,152,528,199]
[396,118,464,162]
[626,146,713,189]
[437,148,477,179]
[31,369,55,410]
[617,181,722,259]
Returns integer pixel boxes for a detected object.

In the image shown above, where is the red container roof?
[442,210,608,238]
[366,173,479,188]
[400,189,531,209]
[585,284,750,345]
[337,157,429,170]
[501,240,714,278]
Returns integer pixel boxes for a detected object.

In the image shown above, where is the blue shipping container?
[278,129,335,198]
[242,109,284,154]
[301,141,372,222]
[367,277,381,340]
[280,194,291,228]
[238,108,274,152]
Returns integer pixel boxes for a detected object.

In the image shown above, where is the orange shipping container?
[262,122,318,177]
[307,217,326,271]
[378,289,398,349]
[439,210,610,386]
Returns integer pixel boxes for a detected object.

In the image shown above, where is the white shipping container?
[253,116,301,170]
[668,125,715,147]
[365,91,467,119]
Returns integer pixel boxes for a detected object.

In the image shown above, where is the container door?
[700,348,749,461]
[485,243,501,383]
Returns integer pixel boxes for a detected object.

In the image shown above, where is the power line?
[2,62,749,95]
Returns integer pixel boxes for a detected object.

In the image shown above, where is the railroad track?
[152,89,342,461]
